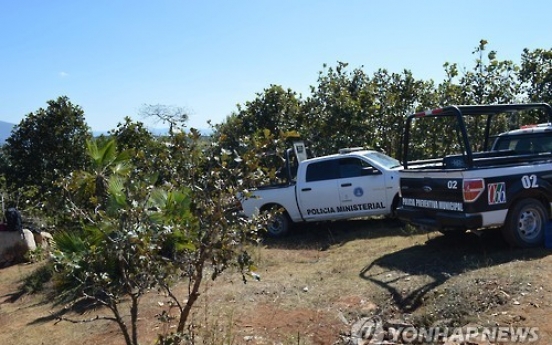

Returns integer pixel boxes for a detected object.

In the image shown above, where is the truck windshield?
[363,151,401,169]
[492,132,552,154]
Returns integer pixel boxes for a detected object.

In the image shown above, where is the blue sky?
[1,1,551,131]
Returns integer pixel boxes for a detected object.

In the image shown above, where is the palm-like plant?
[81,139,133,209]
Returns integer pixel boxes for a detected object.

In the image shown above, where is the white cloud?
[59,71,69,78]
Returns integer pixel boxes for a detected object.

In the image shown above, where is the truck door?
[337,157,388,216]
[297,159,341,221]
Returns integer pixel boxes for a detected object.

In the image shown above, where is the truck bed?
[405,150,552,170]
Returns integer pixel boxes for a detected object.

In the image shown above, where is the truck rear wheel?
[266,208,291,237]
[386,195,401,219]
[502,198,546,248]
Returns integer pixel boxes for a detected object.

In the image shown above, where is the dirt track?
[1,219,552,344]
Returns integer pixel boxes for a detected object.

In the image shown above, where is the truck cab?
[294,149,401,223]
[491,123,552,154]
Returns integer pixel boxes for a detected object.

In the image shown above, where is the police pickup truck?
[397,103,552,247]
[239,143,402,236]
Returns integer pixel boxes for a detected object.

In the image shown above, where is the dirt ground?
[2,219,552,344]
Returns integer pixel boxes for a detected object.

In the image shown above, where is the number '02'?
[521,175,538,189]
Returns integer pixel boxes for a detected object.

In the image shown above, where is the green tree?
[302,62,372,155]
[108,117,169,184]
[110,117,157,152]
[4,96,91,195]
[68,139,133,210]
[410,40,523,160]
[214,85,303,177]
[216,85,302,149]
[458,40,520,151]
[367,68,429,158]
[302,63,427,159]
[0,146,9,184]
[54,144,191,345]
[53,131,268,345]
[457,39,520,105]
[432,62,464,107]
[519,47,552,104]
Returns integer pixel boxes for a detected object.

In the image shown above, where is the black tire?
[386,195,401,219]
[502,198,546,248]
[266,209,291,237]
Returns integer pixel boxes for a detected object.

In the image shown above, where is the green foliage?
[405,41,521,160]
[217,84,302,144]
[361,68,429,157]
[214,85,303,173]
[303,62,373,155]
[519,47,552,103]
[0,147,9,182]
[3,96,91,194]
[457,39,521,105]
[108,117,168,182]
[8,38,552,345]
[214,40,550,165]
[52,126,266,345]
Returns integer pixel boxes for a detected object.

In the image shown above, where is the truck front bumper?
[397,207,483,231]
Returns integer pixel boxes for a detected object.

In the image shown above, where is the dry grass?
[2,218,552,344]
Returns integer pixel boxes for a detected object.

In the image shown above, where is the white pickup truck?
[239,145,403,236]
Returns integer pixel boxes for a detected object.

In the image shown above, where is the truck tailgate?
[397,171,483,230]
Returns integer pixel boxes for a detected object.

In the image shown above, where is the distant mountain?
[0,121,15,144]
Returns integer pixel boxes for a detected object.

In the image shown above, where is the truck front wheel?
[502,198,546,248]
[266,208,291,237]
